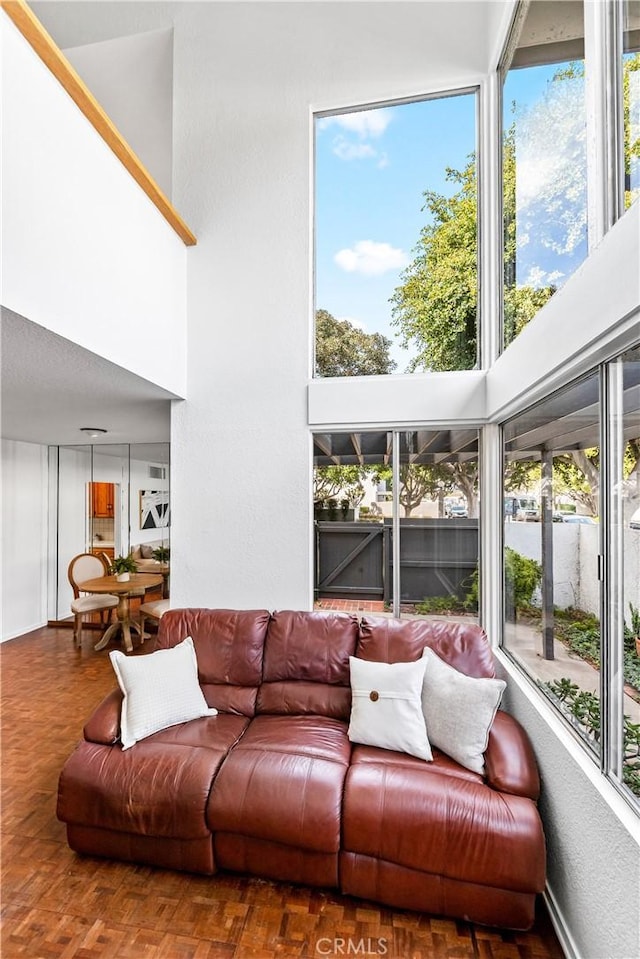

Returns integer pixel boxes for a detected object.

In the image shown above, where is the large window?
[313,429,479,621]
[314,92,478,376]
[502,1,587,348]
[502,349,640,805]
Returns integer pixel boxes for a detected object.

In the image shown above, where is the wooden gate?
[315,519,478,604]
[315,522,388,600]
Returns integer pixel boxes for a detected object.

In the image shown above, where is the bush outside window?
[502,349,640,804]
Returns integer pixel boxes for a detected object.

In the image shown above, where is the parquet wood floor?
[1,626,566,959]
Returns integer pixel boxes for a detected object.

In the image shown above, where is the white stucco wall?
[164,1,496,610]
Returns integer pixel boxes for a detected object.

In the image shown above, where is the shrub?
[545,679,640,797]
[415,595,463,615]
[504,547,542,609]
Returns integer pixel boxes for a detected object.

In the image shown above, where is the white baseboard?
[544,885,581,959]
[1,620,47,643]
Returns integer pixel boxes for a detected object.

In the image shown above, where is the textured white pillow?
[348,656,432,761]
[421,646,506,774]
[110,636,217,749]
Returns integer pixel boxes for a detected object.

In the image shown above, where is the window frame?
[312,85,482,378]
[498,347,640,814]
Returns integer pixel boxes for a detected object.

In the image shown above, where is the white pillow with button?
[348,656,432,761]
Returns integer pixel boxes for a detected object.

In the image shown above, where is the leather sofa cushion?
[351,742,482,785]
[342,750,546,894]
[142,712,249,750]
[257,680,351,719]
[157,609,271,716]
[258,611,358,718]
[357,616,496,679]
[58,737,229,840]
[262,610,358,684]
[207,715,351,853]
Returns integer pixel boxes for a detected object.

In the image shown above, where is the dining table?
[78,572,163,653]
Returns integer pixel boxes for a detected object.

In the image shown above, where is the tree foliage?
[623,53,640,210]
[390,60,603,369]
[372,460,479,518]
[315,309,396,377]
[313,465,368,508]
[390,160,478,372]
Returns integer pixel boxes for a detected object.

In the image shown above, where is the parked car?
[559,514,597,525]
[447,504,468,518]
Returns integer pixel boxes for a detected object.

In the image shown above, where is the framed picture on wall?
[139,490,170,529]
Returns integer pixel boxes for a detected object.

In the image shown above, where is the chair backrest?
[68,553,109,598]
[96,551,113,571]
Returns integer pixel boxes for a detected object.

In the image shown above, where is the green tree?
[313,465,367,508]
[372,461,479,518]
[389,158,478,372]
[390,133,555,371]
[315,309,396,377]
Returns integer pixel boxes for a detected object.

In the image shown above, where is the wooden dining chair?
[138,598,170,643]
[67,553,118,648]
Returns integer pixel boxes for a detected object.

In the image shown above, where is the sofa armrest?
[83,689,123,745]
[484,710,541,801]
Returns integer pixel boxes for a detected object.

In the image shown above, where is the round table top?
[79,572,163,594]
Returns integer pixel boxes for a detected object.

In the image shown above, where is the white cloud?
[319,109,393,164]
[523,266,564,288]
[318,108,392,139]
[332,138,377,161]
[334,240,409,277]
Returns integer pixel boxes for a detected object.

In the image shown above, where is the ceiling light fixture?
[79,427,108,437]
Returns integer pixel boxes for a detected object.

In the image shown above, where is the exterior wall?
[504,522,608,615]
[1,440,48,641]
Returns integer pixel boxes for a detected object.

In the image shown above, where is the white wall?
[1,440,48,641]
[505,522,603,614]
[64,27,173,198]
[166,1,494,610]
[0,12,188,399]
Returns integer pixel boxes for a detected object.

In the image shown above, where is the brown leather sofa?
[57,609,546,930]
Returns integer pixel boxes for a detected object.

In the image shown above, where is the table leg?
[94,594,133,652]
[94,622,119,651]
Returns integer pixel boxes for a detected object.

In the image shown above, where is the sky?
[315,64,589,374]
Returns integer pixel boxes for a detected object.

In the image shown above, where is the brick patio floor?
[314,599,387,613]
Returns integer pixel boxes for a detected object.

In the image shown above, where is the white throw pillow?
[110,636,217,749]
[348,656,432,761]
[421,646,506,775]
